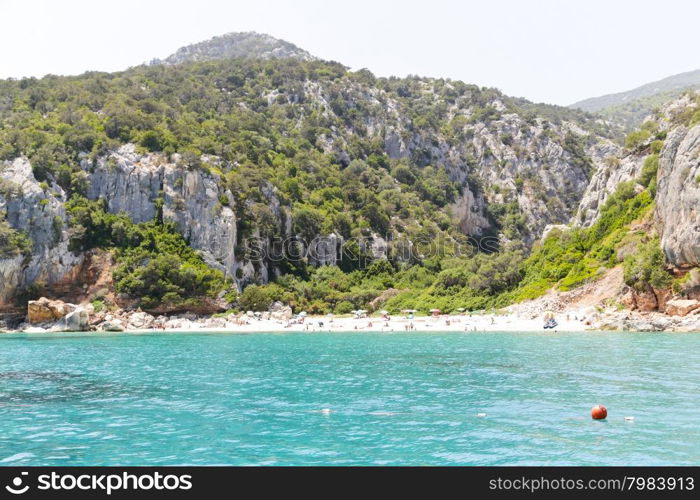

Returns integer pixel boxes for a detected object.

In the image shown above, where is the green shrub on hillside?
[623,238,672,291]
[624,129,651,150]
[66,196,232,310]
[0,220,32,258]
[506,182,654,301]
[638,154,659,188]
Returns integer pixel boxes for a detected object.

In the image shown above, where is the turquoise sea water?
[0,330,698,466]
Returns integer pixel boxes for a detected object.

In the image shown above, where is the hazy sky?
[2,0,699,105]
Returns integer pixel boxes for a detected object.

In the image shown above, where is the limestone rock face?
[655,125,700,267]
[86,145,239,276]
[665,299,700,316]
[82,145,293,288]
[0,159,83,305]
[574,141,645,226]
[450,188,491,239]
[308,234,341,266]
[0,256,23,303]
[28,297,76,323]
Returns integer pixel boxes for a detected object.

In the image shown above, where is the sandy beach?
[124,313,591,335]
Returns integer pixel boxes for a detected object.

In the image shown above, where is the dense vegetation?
[599,89,697,132]
[0,54,677,314]
[503,182,655,302]
[0,219,31,259]
[241,155,666,314]
[65,196,235,311]
[0,56,613,247]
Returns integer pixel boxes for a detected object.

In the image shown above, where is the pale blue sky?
[2,0,698,105]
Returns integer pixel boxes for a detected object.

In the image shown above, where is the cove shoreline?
[4,312,700,335]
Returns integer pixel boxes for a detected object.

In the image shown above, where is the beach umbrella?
[246,311,254,317]
[298,311,308,317]
[457,308,466,312]
[429,308,441,313]
[326,313,334,317]
[379,310,389,315]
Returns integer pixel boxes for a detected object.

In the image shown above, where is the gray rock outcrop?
[655,125,700,267]
[101,319,125,332]
[0,159,83,305]
[82,145,302,288]
[55,307,90,331]
[574,141,645,226]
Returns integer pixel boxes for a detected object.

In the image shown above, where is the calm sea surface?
[0,330,698,465]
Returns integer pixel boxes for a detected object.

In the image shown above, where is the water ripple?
[0,331,698,465]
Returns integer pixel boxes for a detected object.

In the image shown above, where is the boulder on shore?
[54,307,90,331]
[127,311,155,330]
[101,319,125,332]
[665,299,700,317]
[27,297,76,323]
[269,301,293,321]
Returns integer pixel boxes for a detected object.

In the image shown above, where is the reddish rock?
[634,286,658,312]
[655,288,672,313]
[27,297,76,323]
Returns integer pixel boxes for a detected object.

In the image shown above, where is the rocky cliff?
[574,91,700,270]
[283,77,609,244]
[0,158,82,305]
[0,145,297,306]
[573,141,644,226]
[85,145,241,277]
[656,124,700,267]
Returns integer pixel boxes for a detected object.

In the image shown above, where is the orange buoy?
[591,405,607,420]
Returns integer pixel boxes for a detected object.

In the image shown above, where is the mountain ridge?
[570,68,700,112]
[159,31,317,65]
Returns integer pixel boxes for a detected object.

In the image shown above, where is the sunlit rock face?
[655,124,700,267]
